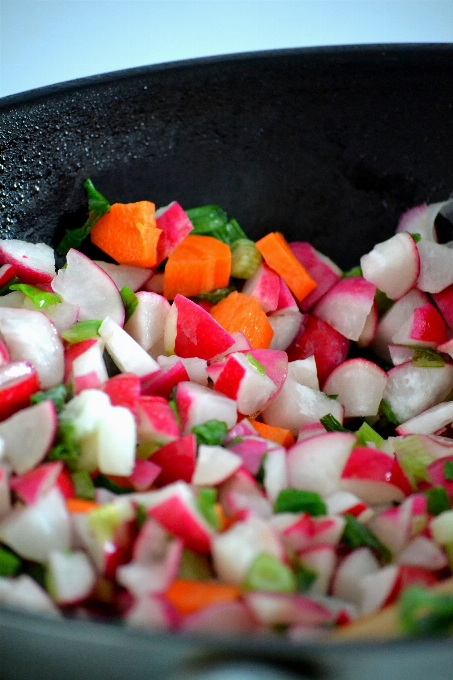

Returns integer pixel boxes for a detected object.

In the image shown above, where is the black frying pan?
[1,45,453,680]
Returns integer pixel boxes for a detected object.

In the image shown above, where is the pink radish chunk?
[313,277,376,341]
[360,232,419,300]
[175,381,237,434]
[0,239,55,284]
[124,291,170,352]
[241,262,281,313]
[94,261,152,292]
[340,447,411,504]
[213,352,278,415]
[98,316,160,377]
[0,361,40,422]
[155,201,194,263]
[289,242,342,311]
[392,303,447,347]
[323,358,387,418]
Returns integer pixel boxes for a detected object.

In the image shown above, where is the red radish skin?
[392,303,448,347]
[136,396,180,446]
[340,447,412,504]
[360,232,420,300]
[289,241,342,311]
[0,361,40,422]
[155,201,194,264]
[141,361,190,399]
[323,358,387,418]
[9,461,63,505]
[149,435,197,487]
[241,262,281,313]
[313,277,376,342]
[103,373,141,414]
[0,240,55,285]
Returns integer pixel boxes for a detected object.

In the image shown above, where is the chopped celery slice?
[356,421,384,447]
[120,285,139,322]
[274,489,326,516]
[57,179,110,255]
[230,238,262,278]
[192,420,228,446]
[243,552,296,593]
[30,384,68,413]
[61,319,102,343]
[400,586,453,636]
[195,488,220,531]
[10,284,62,309]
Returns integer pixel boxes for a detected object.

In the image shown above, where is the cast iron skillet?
[1,45,453,680]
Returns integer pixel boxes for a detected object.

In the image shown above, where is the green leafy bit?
[195,488,220,531]
[178,549,213,581]
[57,178,110,255]
[120,286,139,323]
[425,487,450,516]
[186,205,249,246]
[393,435,435,488]
[71,470,96,500]
[197,284,236,304]
[274,488,327,516]
[61,319,102,343]
[0,547,21,577]
[342,514,392,563]
[243,552,296,593]
[230,239,262,279]
[136,503,148,530]
[192,419,228,446]
[30,383,68,412]
[320,414,352,433]
[411,347,445,368]
[94,474,132,495]
[294,561,318,593]
[375,289,395,317]
[47,420,82,472]
[399,586,453,636]
[342,265,362,278]
[246,353,266,375]
[9,284,62,309]
[380,399,400,426]
[0,275,21,297]
[410,233,422,243]
[444,460,453,482]
[355,421,384,447]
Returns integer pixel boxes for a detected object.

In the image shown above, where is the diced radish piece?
[244,591,335,627]
[150,434,197,486]
[0,467,11,517]
[0,263,16,288]
[124,292,170,352]
[432,284,453,330]
[0,291,25,308]
[313,277,376,341]
[129,458,162,491]
[359,564,400,615]
[47,550,96,605]
[212,515,283,584]
[141,360,190,398]
[392,303,447,347]
[217,468,266,516]
[155,201,194,263]
[0,361,40,422]
[268,309,304,351]
[388,345,415,366]
[383,362,453,423]
[417,240,453,293]
[144,272,164,294]
[157,354,208,386]
[261,377,344,436]
[103,372,141,414]
[52,249,124,326]
[323,358,387,418]
[287,314,349,387]
[96,404,137,476]
[72,339,108,391]
[0,239,55,284]
[275,277,299,313]
[263,447,288,504]
[227,436,277,476]
[340,447,411,504]
[146,481,214,554]
[98,316,160,377]
[224,419,258,443]
[396,198,453,241]
[241,262,280,312]
[0,337,10,368]
[212,352,278,415]
[119,536,183,596]
[332,548,381,605]
[288,356,319,390]
[94,261,152,292]
[175,381,237,435]
[430,510,453,545]
[0,307,64,389]
[192,445,242,486]
[0,487,70,562]
[0,574,60,617]
[356,302,378,348]
[136,395,179,446]
[297,422,327,442]
[277,513,345,552]
[437,337,453,358]
[426,457,453,501]
[164,294,235,361]
[287,432,357,497]
[9,461,63,505]
[22,296,80,334]
[397,536,448,571]
[182,600,257,634]
[64,338,100,383]
[289,241,342,311]
[125,593,181,631]
[0,400,57,474]
[396,401,453,435]
[325,490,373,523]
[360,232,419,300]
[298,545,336,595]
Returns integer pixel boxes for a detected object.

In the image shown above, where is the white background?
[1,0,453,99]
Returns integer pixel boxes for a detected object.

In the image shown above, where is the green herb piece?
[356,421,384,447]
[136,503,148,530]
[197,284,236,304]
[195,488,220,531]
[294,561,318,593]
[61,319,102,343]
[0,547,21,577]
[178,549,213,580]
[224,218,249,244]
[342,265,362,278]
[47,420,81,472]
[342,514,392,563]
[374,289,395,317]
[400,585,453,636]
[30,383,68,413]
[57,178,110,255]
[168,398,179,423]
[255,452,267,486]
[425,487,450,516]
[94,474,132,495]
[9,284,62,309]
[380,399,400,425]
[185,205,249,246]
[410,233,422,243]
[230,239,262,278]
[0,275,20,296]
[320,414,352,433]
[120,285,139,322]
[327,394,339,400]
[444,461,453,481]
[411,347,445,368]
[246,353,266,375]
[274,489,326,516]
[192,420,228,446]
[243,552,296,593]
[393,435,435,489]
[71,470,96,500]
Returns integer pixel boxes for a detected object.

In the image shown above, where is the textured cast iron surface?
[1,45,453,680]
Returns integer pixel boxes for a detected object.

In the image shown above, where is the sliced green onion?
[274,489,326,516]
[224,218,249,244]
[0,547,21,577]
[57,179,110,255]
[9,284,62,309]
[47,420,82,472]
[246,353,266,375]
[409,233,422,243]
[61,319,102,343]
[400,586,453,636]
[342,514,392,563]
[195,488,220,531]
[320,414,352,433]
[444,460,453,481]
[178,549,213,580]
[425,487,450,516]
[375,289,394,317]
[356,421,384,447]
[380,399,400,425]
[230,238,262,278]
[197,284,236,304]
[186,205,229,236]
[30,384,68,412]
[0,275,20,297]
[120,285,139,322]
[94,474,131,495]
[192,420,228,446]
[243,552,296,593]
[411,347,445,368]
[393,435,435,488]
[342,265,362,278]
[71,470,96,500]
[294,561,318,593]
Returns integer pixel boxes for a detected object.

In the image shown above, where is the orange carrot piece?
[249,419,295,448]
[66,498,100,514]
[163,234,231,300]
[90,201,162,268]
[165,578,241,616]
[255,232,317,303]
[211,291,274,349]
